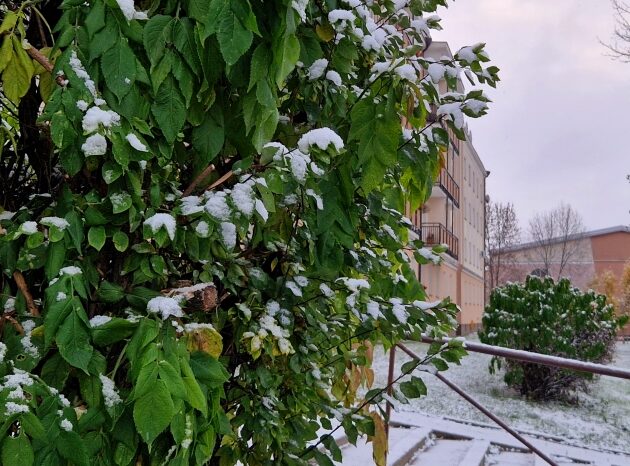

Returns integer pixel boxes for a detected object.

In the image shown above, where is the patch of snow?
[297,127,344,153]
[59,266,82,276]
[89,315,112,327]
[82,107,120,133]
[81,133,107,156]
[20,221,38,235]
[204,192,231,221]
[308,58,329,80]
[146,296,183,319]
[126,133,148,152]
[220,222,237,249]
[99,374,122,408]
[144,213,177,240]
[40,216,70,230]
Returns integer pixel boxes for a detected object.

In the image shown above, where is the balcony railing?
[435,169,460,207]
[412,222,459,260]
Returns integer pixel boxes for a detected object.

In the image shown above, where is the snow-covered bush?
[0,0,497,464]
[480,276,626,402]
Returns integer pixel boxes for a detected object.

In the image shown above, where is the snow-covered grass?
[373,335,630,452]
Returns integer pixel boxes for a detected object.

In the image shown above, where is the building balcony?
[412,222,459,260]
[434,169,460,207]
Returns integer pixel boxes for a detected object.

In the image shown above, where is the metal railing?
[435,169,460,207]
[385,337,630,466]
[412,222,459,260]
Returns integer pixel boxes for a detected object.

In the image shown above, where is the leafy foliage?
[0,0,497,464]
[480,276,626,402]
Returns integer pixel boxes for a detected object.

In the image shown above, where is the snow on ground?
[372,335,630,452]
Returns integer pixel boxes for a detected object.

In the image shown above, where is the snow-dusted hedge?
[480,276,626,402]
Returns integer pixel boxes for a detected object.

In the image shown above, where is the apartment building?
[410,42,489,335]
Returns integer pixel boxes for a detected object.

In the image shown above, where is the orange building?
[409,42,489,335]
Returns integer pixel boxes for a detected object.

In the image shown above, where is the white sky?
[433,0,630,233]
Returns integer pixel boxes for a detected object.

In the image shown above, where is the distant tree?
[590,270,620,309]
[619,262,630,317]
[605,0,630,61]
[528,203,585,280]
[485,201,520,290]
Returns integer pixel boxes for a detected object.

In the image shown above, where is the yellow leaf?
[2,36,34,104]
[0,12,18,35]
[369,412,388,466]
[316,24,335,42]
[39,72,54,102]
[0,36,14,74]
[185,326,223,358]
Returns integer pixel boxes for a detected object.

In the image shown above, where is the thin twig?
[4,315,25,335]
[206,170,233,191]
[182,164,215,196]
[13,271,40,316]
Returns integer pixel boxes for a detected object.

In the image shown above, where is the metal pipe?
[420,336,630,380]
[396,343,559,466]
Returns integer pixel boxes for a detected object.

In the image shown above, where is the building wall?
[409,41,488,336]
[591,232,630,278]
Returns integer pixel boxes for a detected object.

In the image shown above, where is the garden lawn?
[372,336,630,452]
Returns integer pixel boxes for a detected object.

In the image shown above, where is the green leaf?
[273,33,299,88]
[192,108,224,166]
[151,76,186,144]
[248,44,271,91]
[84,0,105,37]
[21,412,47,441]
[190,352,228,388]
[64,211,84,253]
[101,39,137,101]
[1,432,34,466]
[143,15,173,65]
[349,99,401,192]
[41,352,71,389]
[102,161,123,184]
[113,231,129,252]
[57,308,93,373]
[45,295,77,347]
[57,430,90,466]
[88,226,106,251]
[216,4,253,65]
[97,281,125,303]
[110,191,132,214]
[133,380,175,445]
[92,318,136,346]
[399,376,427,398]
[401,359,420,374]
[158,360,187,399]
[45,240,66,280]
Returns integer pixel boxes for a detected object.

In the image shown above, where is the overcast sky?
[433,0,630,234]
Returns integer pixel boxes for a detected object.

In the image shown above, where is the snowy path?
[371,338,630,452]
[335,413,630,465]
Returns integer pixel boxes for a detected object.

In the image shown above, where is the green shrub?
[480,276,625,402]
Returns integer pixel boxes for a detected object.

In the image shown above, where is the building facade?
[409,42,489,335]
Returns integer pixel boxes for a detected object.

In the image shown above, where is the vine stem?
[24,44,66,86]
[13,271,40,316]
[182,164,215,196]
